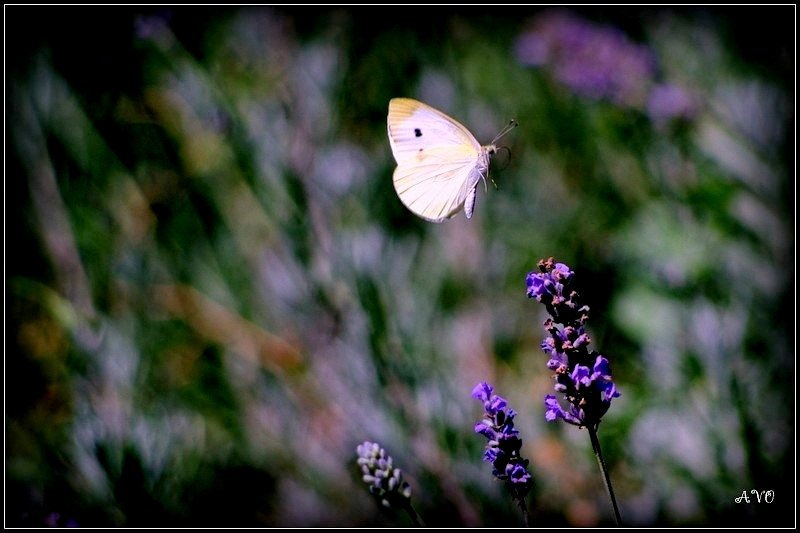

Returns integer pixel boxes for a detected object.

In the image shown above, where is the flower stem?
[404,502,426,527]
[587,425,622,526]
[514,495,531,527]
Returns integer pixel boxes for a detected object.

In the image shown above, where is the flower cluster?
[472,382,533,502]
[515,10,696,124]
[356,441,412,510]
[527,257,620,429]
[515,10,655,107]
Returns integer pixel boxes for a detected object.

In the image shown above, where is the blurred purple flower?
[134,10,172,41]
[647,83,699,125]
[527,258,620,429]
[44,512,79,528]
[472,382,533,502]
[515,10,656,108]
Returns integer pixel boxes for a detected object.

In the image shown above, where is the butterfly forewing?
[388,98,482,160]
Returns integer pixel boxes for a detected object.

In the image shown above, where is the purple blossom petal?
[572,365,592,388]
[487,395,508,416]
[506,463,533,485]
[471,382,493,402]
[592,355,612,377]
[526,271,547,299]
[573,333,590,349]
[474,421,496,440]
[483,447,500,464]
[553,262,574,280]
[540,337,558,358]
[599,379,620,402]
[564,406,585,426]
[544,394,565,422]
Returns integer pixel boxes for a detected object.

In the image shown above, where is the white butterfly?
[387,97,516,223]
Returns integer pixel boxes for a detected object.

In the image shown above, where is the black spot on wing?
[414,128,422,137]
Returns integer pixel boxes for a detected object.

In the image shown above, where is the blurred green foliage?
[6,6,794,527]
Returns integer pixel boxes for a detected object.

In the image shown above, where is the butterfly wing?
[392,157,482,223]
[388,98,486,223]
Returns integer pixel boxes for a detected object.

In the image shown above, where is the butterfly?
[387,97,517,223]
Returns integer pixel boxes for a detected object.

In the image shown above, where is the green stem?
[515,495,530,527]
[404,502,426,527]
[588,424,622,525]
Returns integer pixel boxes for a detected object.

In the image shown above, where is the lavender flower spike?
[356,441,426,526]
[527,257,620,430]
[528,258,624,524]
[356,441,412,509]
[472,382,533,505]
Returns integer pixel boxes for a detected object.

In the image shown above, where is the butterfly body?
[387,98,499,223]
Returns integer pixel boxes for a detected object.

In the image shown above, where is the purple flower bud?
[573,332,590,349]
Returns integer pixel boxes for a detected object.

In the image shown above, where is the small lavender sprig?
[356,441,424,526]
[472,382,533,526]
[526,257,622,524]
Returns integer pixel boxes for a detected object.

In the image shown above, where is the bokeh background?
[6,6,794,527]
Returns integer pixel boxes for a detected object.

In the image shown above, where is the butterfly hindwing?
[393,158,479,222]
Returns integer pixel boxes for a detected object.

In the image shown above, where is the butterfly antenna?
[492,118,519,144]
[485,119,517,192]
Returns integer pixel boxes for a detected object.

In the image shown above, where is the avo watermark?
[734,490,775,504]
